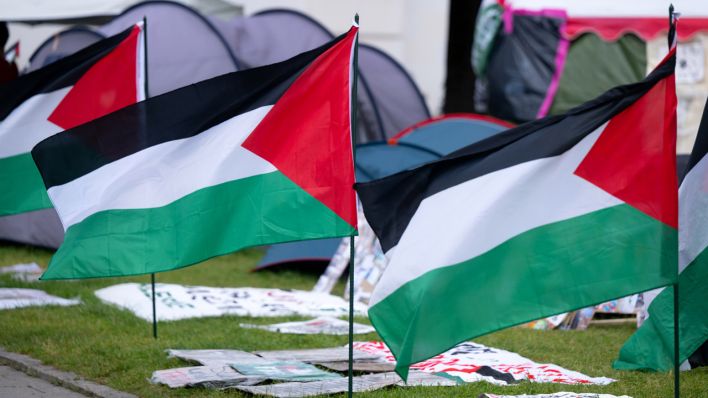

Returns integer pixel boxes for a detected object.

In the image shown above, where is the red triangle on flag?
[48,26,142,131]
[242,28,358,229]
[575,73,678,228]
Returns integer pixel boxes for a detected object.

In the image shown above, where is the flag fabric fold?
[32,26,359,280]
[614,97,708,372]
[0,24,145,216]
[355,50,678,379]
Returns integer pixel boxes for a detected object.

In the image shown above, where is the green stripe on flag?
[43,171,355,280]
[0,153,53,216]
[614,247,708,371]
[369,204,677,378]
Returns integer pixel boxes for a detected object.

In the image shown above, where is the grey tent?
[27,1,240,95]
[212,8,430,142]
[3,2,429,249]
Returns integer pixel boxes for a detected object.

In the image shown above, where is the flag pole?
[347,13,360,398]
[667,5,679,398]
[141,16,157,340]
[151,273,158,339]
[673,283,680,398]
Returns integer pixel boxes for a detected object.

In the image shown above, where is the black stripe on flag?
[356,54,676,253]
[685,97,708,176]
[32,32,349,190]
[0,27,134,122]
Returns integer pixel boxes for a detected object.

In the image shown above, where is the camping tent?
[210,8,430,142]
[473,0,708,153]
[389,113,514,156]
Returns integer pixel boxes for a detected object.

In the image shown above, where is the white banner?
[240,317,375,335]
[0,263,43,282]
[0,288,80,310]
[95,283,367,321]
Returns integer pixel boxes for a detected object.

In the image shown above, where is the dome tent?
[212,8,431,142]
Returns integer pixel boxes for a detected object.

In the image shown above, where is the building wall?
[236,0,449,115]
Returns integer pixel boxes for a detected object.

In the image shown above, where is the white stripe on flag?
[679,153,708,272]
[370,123,623,305]
[48,105,276,230]
[0,88,68,158]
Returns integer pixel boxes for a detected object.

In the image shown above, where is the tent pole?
[673,283,680,398]
[348,14,360,398]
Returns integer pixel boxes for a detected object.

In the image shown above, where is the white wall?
[235,0,449,115]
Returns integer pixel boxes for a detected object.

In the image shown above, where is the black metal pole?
[673,283,680,398]
[141,17,156,340]
[668,6,679,398]
[151,273,157,339]
[348,14,359,398]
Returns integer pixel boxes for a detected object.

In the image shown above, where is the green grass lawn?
[0,243,705,397]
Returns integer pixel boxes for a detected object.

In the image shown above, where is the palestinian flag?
[0,24,145,216]
[32,26,359,280]
[614,97,708,372]
[356,49,678,379]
